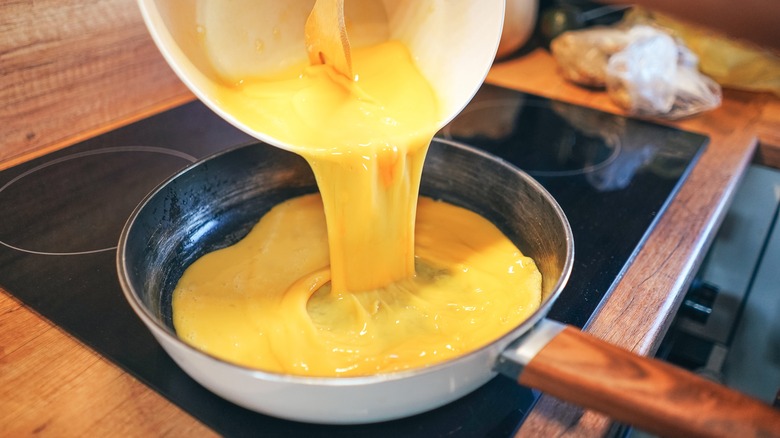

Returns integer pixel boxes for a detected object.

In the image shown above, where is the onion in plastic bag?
[551,24,721,118]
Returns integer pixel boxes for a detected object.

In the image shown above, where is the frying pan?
[117,139,780,437]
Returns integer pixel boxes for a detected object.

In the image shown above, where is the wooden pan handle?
[517,326,780,438]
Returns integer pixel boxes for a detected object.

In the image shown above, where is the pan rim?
[115,137,574,387]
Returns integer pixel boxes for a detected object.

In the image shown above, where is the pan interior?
[122,139,570,337]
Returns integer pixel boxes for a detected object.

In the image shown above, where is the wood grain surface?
[518,326,780,438]
[0,293,215,437]
[1,3,780,435]
[0,0,193,169]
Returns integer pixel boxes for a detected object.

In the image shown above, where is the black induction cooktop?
[0,84,706,437]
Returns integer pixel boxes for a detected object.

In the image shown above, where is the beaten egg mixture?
[172,40,542,376]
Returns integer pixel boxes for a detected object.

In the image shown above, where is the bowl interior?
[138,0,505,149]
[120,139,572,342]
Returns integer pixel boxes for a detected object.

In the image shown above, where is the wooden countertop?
[2,46,779,436]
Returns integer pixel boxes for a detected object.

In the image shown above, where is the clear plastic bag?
[624,8,780,97]
[551,24,722,118]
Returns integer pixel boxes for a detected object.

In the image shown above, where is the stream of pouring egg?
[172,36,542,376]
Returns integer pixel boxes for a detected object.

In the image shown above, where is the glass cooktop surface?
[0,84,706,437]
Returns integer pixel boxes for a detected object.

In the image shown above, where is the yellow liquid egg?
[172,40,542,376]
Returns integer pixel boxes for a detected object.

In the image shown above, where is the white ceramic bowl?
[497,0,538,59]
[137,0,506,152]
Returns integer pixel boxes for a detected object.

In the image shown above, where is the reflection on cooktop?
[442,92,697,194]
[443,98,622,177]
